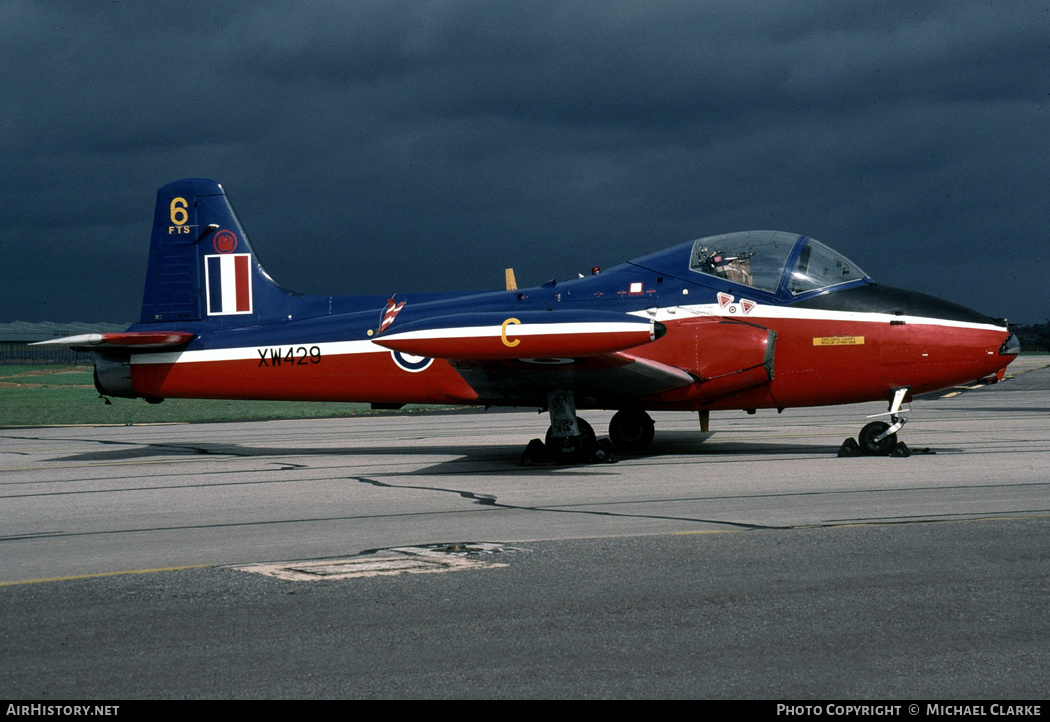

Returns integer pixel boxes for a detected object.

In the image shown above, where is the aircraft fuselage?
[116,256,1013,412]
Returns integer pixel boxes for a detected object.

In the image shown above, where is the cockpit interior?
[689,230,868,296]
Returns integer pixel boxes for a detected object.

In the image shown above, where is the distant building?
[0,322,129,365]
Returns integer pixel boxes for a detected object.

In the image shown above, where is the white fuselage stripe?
[632,303,1006,332]
[130,303,1003,366]
[131,339,384,365]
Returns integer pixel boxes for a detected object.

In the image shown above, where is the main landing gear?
[840,387,912,457]
[522,394,660,465]
[608,409,655,453]
[521,391,615,465]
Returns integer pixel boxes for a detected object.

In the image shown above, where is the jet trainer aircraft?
[41,178,1018,461]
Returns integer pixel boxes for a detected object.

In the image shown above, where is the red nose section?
[876,323,1016,395]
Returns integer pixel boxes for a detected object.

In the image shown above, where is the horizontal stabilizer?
[373,310,663,360]
[31,331,195,349]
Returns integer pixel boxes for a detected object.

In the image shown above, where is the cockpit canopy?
[689,231,869,296]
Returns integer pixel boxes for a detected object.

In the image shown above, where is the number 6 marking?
[170,197,189,226]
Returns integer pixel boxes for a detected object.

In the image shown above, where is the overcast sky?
[3,0,1048,325]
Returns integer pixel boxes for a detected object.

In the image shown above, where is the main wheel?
[858,421,897,456]
[609,409,655,453]
[545,417,597,461]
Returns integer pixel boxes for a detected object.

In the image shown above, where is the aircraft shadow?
[50,432,853,474]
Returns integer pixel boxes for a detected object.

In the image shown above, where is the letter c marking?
[501,318,521,347]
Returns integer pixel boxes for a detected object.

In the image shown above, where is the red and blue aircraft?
[42,178,1019,460]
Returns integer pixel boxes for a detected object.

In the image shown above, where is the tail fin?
[140,178,308,325]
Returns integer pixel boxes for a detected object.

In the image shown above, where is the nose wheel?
[843,387,911,457]
[858,421,899,455]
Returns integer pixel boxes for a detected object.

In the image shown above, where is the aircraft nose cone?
[1000,333,1020,357]
[793,282,1015,393]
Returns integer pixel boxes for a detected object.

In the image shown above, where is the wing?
[372,309,696,405]
[375,310,779,407]
[450,352,696,406]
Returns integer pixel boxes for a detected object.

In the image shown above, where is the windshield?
[689,231,867,295]
[786,238,867,294]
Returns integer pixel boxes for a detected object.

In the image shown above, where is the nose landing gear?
[841,387,912,457]
[858,420,900,455]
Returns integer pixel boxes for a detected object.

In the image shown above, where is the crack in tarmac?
[351,476,779,530]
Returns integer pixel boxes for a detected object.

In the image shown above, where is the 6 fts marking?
[168,196,192,234]
[258,346,322,367]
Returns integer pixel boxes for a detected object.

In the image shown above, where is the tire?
[859,421,897,456]
[609,410,655,453]
[545,418,597,461]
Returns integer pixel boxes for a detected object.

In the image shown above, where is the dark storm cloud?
[2,0,1048,324]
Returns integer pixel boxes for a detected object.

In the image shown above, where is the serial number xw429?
[257,346,322,367]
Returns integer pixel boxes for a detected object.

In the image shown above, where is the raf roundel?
[213,230,238,254]
[391,351,434,373]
